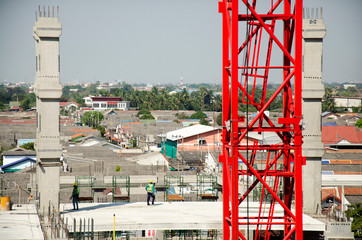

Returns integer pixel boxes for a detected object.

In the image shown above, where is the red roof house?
[322,126,362,145]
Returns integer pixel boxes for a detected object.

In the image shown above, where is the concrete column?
[33,7,62,215]
[302,7,326,215]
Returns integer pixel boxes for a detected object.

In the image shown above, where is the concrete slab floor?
[0,204,43,240]
[61,202,222,232]
[60,202,325,233]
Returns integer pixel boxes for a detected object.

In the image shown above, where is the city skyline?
[0,0,361,84]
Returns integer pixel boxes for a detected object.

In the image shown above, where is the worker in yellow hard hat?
[70,183,79,210]
[145,180,155,205]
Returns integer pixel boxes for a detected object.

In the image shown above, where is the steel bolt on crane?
[218,0,304,239]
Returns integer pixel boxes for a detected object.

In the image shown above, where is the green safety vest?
[146,184,154,193]
[72,187,79,197]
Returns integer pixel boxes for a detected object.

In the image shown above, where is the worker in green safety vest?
[145,180,155,205]
[70,183,79,210]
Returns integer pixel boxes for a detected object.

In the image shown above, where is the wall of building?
[334,97,361,108]
[176,130,221,151]
[3,155,36,166]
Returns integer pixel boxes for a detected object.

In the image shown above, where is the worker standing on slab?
[70,183,79,210]
[145,180,155,205]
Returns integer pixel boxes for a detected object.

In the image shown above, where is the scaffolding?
[197,175,219,201]
[164,175,185,201]
[75,176,95,202]
[112,175,130,202]
[163,229,219,239]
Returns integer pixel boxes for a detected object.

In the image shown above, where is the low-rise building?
[60,102,79,112]
[1,148,36,167]
[333,97,361,112]
[85,97,130,111]
[162,125,222,159]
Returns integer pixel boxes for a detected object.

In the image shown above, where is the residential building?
[333,97,361,112]
[0,157,36,173]
[1,147,36,166]
[322,125,362,150]
[162,125,221,159]
[343,83,356,90]
[85,97,130,111]
[60,102,79,112]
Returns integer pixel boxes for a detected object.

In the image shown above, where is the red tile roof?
[322,126,362,145]
[71,133,88,139]
[60,102,79,107]
[90,97,122,102]
[321,188,341,202]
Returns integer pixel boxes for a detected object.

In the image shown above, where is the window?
[93,103,99,108]
[101,103,107,108]
[198,139,206,145]
[107,102,117,108]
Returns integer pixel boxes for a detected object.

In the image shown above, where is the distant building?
[9,101,20,108]
[60,102,79,112]
[343,83,356,90]
[0,157,36,173]
[322,112,339,119]
[96,84,110,90]
[83,97,130,111]
[1,148,36,167]
[322,125,362,150]
[162,125,221,159]
[83,96,93,107]
[333,97,362,112]
[8,106,23,112]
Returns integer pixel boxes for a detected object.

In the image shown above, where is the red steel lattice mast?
[218,0,304,239]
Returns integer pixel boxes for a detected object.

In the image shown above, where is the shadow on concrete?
[61,202,134,213]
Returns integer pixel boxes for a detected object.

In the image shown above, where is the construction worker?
[145,180,155,205]
[70,183,79,210]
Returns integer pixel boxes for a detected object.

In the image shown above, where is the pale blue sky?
[0,0,361,84]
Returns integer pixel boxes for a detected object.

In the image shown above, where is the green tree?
[175,112,189,119]
[356,119,362,128]
[352,106,362,113]
[136,109,151,117]
[137,109,155,119]
[322,87,336,113]
[81,111,104,127]
[140,114,155,120]
[20,142,35,151]
[97,125,106,137]
[199,118,210,126]
[346,203,362,237]
[76,97,85,106]
[0,102,6,110]
[190,111,207,119]
[216,113,222,126]
[20,93,36,110]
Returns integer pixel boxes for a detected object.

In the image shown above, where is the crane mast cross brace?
[218,0,304,239]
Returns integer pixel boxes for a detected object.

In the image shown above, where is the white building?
[334,97,362,111]
[83,97,130,111]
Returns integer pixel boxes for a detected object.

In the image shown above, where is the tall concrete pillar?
[33,7,62,215]
[302,8,326,215]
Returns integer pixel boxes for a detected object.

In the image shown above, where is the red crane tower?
[218,0,304,239]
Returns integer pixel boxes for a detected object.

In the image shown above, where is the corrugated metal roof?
[1,157,36,171]
[166,125,217,141]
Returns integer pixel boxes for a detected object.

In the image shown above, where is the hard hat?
[150,180,153,183]
[73,183,78,186]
